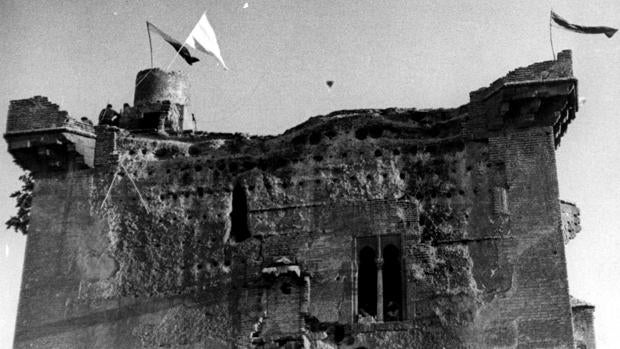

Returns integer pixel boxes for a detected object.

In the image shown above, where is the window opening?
[141,112,161,129]
[358,246,377,317]
[230,182,250,242]
[355,235,405,322]
[383,244,402,321]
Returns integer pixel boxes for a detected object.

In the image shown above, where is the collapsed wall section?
[4,96,96,172]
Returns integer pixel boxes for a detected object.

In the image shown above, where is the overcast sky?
[1,0,619,347]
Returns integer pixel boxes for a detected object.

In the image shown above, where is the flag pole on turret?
[548,9,618,60]
[549,10,556,60]
[144,12,229,71]
[550,10,617,37]
[147,21,154,68]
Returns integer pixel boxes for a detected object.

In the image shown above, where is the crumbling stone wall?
[561,200,581,243]
[571,297,596,349]
[10,51,581,349]
[4,96,96,172]
[6,96,70,132]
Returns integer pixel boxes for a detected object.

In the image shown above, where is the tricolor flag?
[551,11,617,38]
[147,21,200,65]
[184,12,229,70]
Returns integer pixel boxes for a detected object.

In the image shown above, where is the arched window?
[355,235,405,322]
[383,244,402,321]
[358,246,377,317]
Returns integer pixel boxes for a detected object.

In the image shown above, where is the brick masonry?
[4,96,96,172]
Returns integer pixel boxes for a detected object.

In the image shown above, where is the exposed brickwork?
[4,96,96,172]
[7,52,592,349]
[469,50,574,103]
[93,126,119,168]
[134,68,189,106]
[6,96,70,133]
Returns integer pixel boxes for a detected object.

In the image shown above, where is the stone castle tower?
[4,51,595,348]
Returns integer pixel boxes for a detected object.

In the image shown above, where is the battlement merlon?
[4,96,96,173]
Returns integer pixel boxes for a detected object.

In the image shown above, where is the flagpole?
[549,11,556,60]
[147,22,154,68]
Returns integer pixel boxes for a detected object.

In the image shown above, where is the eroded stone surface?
[561,200,581,244]
[7,50,590,349]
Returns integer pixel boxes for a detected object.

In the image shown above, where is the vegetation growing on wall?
[6,172,33,235]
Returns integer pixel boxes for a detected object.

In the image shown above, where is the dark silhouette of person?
[98,104,120,126]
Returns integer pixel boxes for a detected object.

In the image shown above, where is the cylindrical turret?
[130,68,190,133]
[134,68,190,106]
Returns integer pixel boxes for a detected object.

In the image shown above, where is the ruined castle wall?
[12,173,132,348]
[11,52,579,349]
[15,107,574,348]
[6,96,69,133]
[14,169,237,349]
[572,305,596,349]
[470,127,574,348]
[5,96,96,171]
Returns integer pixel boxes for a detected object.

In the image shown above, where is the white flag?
[184,12,229,70]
